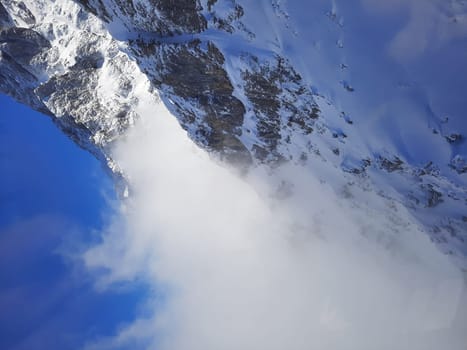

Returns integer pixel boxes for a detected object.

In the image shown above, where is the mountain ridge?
[1,0,466,266]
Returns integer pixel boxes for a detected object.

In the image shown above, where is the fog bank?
[83,91,467,350]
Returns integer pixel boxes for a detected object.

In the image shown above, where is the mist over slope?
[1,0,466,260]
[1,0,467,348]
[83,90,467,350]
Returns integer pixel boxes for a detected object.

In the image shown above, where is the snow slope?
[2,1,467,348]
[1,0,466,265]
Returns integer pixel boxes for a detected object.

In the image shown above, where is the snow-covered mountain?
[1,0,466,266]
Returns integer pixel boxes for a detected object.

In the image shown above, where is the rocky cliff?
[1,0,466,266]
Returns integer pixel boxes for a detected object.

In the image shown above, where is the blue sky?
[0,93,145,350]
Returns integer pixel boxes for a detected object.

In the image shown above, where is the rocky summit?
[1,0,466,266]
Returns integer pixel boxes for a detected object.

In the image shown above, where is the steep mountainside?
[1,0,466,266]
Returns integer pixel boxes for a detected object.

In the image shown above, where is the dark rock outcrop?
[0,0,466,263]
[77,0,207,35]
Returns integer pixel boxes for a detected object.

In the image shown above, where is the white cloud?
[81,86,467,350]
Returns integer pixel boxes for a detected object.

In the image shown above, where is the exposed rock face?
[77,0,207,35]
[0,0,143,170]
[131,38,250,164]
[0,4,12,27]
[0,25,50,113]
[0,27,50,64]
[1,0,466,264]
[241,54,319,162]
